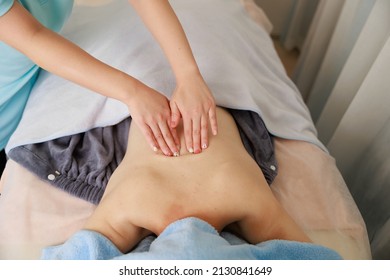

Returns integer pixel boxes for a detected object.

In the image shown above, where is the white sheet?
[6,0,325,152]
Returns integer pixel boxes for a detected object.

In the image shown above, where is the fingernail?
[189,148,194,153]
[174,152,180,157]
[152,146,158,152]
[202,144,208,149]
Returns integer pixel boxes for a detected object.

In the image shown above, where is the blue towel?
[41,218,342,260]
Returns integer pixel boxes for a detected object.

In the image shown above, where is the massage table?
[0,0,371,260]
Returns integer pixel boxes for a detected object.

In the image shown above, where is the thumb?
[170,101,181,128]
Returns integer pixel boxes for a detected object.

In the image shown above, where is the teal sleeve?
[0,0,13,17]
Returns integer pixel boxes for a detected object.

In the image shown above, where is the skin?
[84,107,312,253]
[0,0,217,156]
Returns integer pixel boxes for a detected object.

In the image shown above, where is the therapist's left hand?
[170,74,218,154]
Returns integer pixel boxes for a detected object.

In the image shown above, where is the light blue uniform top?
[0,0,74,150]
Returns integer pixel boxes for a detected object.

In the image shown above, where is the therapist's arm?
[129,0,218,154]
[0,1,179,156]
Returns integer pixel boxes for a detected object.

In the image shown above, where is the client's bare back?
[84,108,311,253]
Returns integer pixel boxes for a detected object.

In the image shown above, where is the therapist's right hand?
[126,83,180,157]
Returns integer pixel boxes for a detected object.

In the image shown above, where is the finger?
[200,115,208,150]
[150,124,172,156]
[209,107,218,136]
[170,126,181,153]
[183,117,193,153]
[167,102,181,151]
[192,116,202,154]
[158,121,180,156]
[170,101,181,129]
[139,123,159,152]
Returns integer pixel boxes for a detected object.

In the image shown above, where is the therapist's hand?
[127,83,180,156]
[170,74,218,154]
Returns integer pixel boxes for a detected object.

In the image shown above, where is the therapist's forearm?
[25,28,139,104]
[0,1,139,105]
[128,0,201,81]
